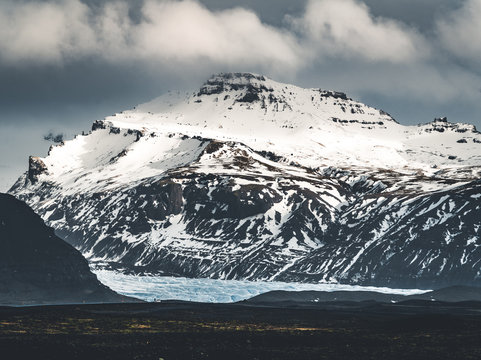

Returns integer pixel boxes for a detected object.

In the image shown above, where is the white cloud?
[0,0,479,107]
[0,0,428,69]
[132,0,301,69]
[291,0,428,63]
[436,0,481,65]
[0,0,301,71]
[0,0,94,64]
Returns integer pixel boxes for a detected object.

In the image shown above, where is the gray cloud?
[291,0,429,64]
[436,0,481,67]
[43,132,65,143]
[1,0,481,191]
[0,0,476,99]
[363,0,464,31]
[0,0,302,72]
[0,0,94,65]
[0,0,479,110]
[0,0,432,70]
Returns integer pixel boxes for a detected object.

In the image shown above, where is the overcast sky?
[1,0,481,190]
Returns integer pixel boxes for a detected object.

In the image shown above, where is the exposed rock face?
[0,193,138,305]
[277,179,481,288]
[8,73,481,289]
[28,156,48,184]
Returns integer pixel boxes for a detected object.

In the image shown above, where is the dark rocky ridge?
[197,72,354,107]
[247,286,481,304]
[0,193,138,305]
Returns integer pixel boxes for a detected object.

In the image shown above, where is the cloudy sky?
[1,0,480,190]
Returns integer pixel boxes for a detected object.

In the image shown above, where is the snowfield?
[13,73,481,195]
[93,269,428,303]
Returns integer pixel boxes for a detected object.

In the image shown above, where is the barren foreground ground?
[1,300,481,359]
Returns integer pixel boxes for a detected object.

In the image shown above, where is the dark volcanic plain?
[1,300,481,360]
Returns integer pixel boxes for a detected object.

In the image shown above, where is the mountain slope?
[0,193,138,305]
[9,73,481,288]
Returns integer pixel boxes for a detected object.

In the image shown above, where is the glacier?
[93,269,427,303]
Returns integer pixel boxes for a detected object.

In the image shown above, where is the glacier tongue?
[93,270,428,303]
[9,72,481,289]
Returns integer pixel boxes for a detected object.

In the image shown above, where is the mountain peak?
[12,72,481,197]
[198,72,270,98]
[8,73,481,290]
[196,72,355,106]
[419,116,479,135]
[209,72,267,83]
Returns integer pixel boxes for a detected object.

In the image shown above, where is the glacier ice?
[94,270,428,303]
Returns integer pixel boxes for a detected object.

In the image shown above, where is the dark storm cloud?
[81,0,307,28]
[1,0,481,191]
[0,0,479,119]
[363,0,465,30]
[43,132,64,143]
[0,0,434,125]
[79,0,467,33]
[0,61,172,120]
[81,0,464,31]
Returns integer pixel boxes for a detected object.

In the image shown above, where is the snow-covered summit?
[198,72,271,95]
[418,116,479,135]
[11,73,481,195]
[130,72,396,133]
[197,72,355,104]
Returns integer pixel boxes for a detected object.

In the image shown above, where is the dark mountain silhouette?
[247,286,481,304]
[0,193,139,305]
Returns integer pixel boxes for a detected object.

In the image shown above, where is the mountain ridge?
[246,285,481,304]
[9,72,481,289]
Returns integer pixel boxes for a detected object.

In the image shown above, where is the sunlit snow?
[17,73,481,196]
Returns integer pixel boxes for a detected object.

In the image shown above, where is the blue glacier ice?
[93,270,428,303]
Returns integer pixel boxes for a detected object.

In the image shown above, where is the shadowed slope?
[0,193,139,305]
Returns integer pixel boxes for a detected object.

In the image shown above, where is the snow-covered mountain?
[9,73,481,288]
